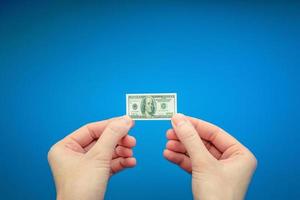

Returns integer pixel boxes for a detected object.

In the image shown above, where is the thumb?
[87,115,134,161]
[171,113,211,164]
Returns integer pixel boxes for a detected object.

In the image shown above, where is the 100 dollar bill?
[126,93,177,120]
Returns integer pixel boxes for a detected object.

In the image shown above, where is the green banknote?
[126,93,177,120]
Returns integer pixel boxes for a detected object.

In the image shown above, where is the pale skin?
[48,114,257,200]
[48,116,136,200]
[164,113,257,200]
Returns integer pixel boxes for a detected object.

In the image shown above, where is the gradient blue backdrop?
[1,1,299,199]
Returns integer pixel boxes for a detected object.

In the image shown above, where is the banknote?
[126,93,177,120]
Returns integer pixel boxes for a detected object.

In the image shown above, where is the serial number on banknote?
[126,93,177,120]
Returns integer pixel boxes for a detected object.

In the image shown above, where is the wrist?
[192,175,243,200]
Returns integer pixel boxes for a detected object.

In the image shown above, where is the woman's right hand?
[164,114,257,200]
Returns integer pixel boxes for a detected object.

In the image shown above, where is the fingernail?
[172,113,186,126]
[121,115,132,125]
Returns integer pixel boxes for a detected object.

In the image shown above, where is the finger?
[202,140,222,160]
[166,129,179,140]
[166,125,222,158]
[111,157,137,174]
[84,140,97,152]
[166,137,222,160]
[163,149,191,173]
[171,113,211,162]
[64,116,121,148]
[86,115,134,160]
[112,150,119,159]
[186,116,241,153]
[118,135,136,148]
[166,140,187,154]
[84,141,122,159]
[115,145,133,158]
[85,144,133,159]
[84,135,136,153]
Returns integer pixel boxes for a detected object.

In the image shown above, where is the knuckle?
[247,153,258,169]
[47,144,58,162]
[241,150,258,170]
[116,146,123,154]
[47,142,68,163]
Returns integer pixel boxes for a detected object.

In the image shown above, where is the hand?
[48,116,136,200]
[164,114,257,200]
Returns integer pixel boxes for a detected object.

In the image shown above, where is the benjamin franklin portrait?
[140,96,156,117]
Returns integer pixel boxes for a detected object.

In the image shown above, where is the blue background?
[1,1,299,199]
